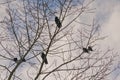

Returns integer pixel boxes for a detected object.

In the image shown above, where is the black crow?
[83,48,89,53]
[22,58,26,62]
[55,16,62,28]
[13,58,18,62]
[41,52,48,64]
[88,46,93,51]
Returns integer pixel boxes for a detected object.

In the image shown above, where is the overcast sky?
[0,0,120,80]
[95,0,120,80]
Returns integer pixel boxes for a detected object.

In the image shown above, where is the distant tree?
[0,0,118,80]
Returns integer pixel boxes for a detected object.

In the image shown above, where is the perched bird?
[55,16,62,28]
[88,46,93,51]
[41,52,48,64]
[83,47,89,53]
[13,58,18,62]
[22,58,26,62]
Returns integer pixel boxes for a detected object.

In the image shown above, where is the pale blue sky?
[0,0,120,80]
[95,0,120,80]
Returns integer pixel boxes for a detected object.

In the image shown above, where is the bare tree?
[0,0,118,80]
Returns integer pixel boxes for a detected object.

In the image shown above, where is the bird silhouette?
[22,58,26,62]
[55,16,62,28]
[41,52,48,64]
[83,48,89,53]
[88,46,93,51]
[13,58,18,62]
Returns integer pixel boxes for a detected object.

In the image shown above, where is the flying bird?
[41,52,48,64]
[55,16,62,28]
[88,46,93,51]
[83,48,89,53]
[13,58,18,62]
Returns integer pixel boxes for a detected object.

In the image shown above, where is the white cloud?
[0,0,120,79]
[100,4,120,80]
[101,5,120,49]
